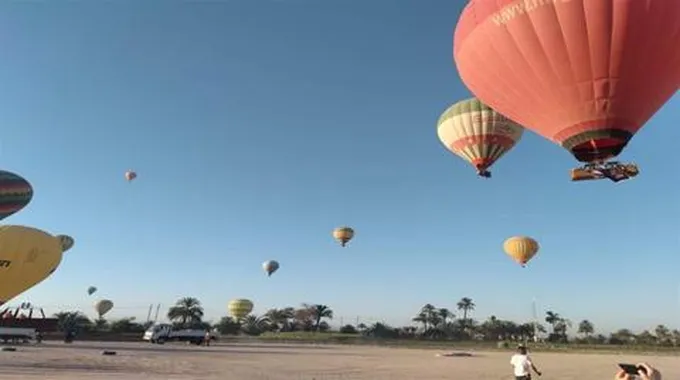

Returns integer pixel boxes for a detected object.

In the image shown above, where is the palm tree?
[167,297,204,327]
[544,311,561,333]
[412,304,436,330]
[265,308,294,331]
[53,311,92,332]
[307,304,333,331]
[457,297,475,329]
[456,298,475,320]
[241,315,271,336]
[577,320,595,338]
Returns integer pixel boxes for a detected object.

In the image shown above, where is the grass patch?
[250,332,680,355]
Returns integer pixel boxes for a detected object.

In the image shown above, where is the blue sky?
[1,1,678,333]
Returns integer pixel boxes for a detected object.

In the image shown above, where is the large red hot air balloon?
[454,0,680,182]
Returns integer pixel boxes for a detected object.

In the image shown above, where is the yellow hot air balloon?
[94,299,114,318]
[228,299,253,320]
[503,236,539,267]
[56,234,74,252]
[332,227,354,247]
[0,225,63,305]
[437,98,524,178]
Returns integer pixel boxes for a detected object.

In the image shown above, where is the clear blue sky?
[2,1,678,333]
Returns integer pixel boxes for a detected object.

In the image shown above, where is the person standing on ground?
[510,345,542,380]
[203,330,211,346]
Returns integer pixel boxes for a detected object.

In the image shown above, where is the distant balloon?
[94,299,113,318]
[228,299,253,319]
[437,97,524,178]
[262,260,280,277]
[0,225,63,305]
[87,286,97,296]
[56,235,74,252]
[332,227,354,247]
[0,171,33,221]
[503,236,539,267]
[124,170,137,182]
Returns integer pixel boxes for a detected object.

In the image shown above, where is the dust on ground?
[0,341,677,379]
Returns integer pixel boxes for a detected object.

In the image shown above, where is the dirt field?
[0,341,677,379]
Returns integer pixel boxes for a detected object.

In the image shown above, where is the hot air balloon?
[437,97,524,178]
[94,299,113,318]
[125,170,137,182]
[332,227,354,247]
[56,235,74,252]
[0,225,63,305]
[453,0,680,182]
[503,236,539,268]
[87,286,97,296]
[262,260,280,277]
[0,171,33,221]
[228,299,253,320]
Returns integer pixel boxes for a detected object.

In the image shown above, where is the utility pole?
[146,304,153,323]
[532,297,538,342]
[153,304,161,323]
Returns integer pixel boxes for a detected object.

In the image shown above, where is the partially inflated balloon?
[262,260,279,277]
[94,299,113,317]
[332,227,354,247]
[454,0,680,163]
[0,171,33,221]
[87,286,97,296]
[503,236,539,267]
[125,170,137,182]
[228,299,253,319]
[0,225,63,305]
[437,97,524,177]
[56,235,74,252]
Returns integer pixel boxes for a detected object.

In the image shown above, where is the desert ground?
[0,341,677,380]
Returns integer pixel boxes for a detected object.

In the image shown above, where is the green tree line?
[52,296,680,347]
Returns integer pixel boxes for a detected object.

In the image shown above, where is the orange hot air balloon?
[454,0,680,178]
[124,170,137,182]
[503,236,539,268]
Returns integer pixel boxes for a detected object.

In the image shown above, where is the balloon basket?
[570,162,638,182]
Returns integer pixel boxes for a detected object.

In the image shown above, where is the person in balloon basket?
[510,345,541,380]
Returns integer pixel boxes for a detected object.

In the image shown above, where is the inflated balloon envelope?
[453,0,679,182]
[0,225,64,305]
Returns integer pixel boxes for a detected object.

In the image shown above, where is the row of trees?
[53,297,680,347]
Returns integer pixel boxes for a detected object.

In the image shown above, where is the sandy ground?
[0,341,677,380]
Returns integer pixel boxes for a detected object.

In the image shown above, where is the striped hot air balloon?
[95,299,113,318]
[0,171,33,221]
[437,97,524,178]
[124,170,137,182]
[262,260,280,277]
[228,299,253,320]
[503,236,539,267]
[332,227,354,247]
[56,235,75,252]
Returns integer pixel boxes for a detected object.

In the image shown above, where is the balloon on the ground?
[56,235,75,252]
[0,171,33,221]
[94,299,113,318]
[453,0,680,164]
[262,260,280,277]
[437,97,524,177]
[228,299,253,319]
[87,286,97,296]
[503,236,539,267]
[0,225,63,305]
[332,227,354,247]
[125,170,137,182]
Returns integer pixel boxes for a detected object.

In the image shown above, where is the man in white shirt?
[510,345,542,380]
